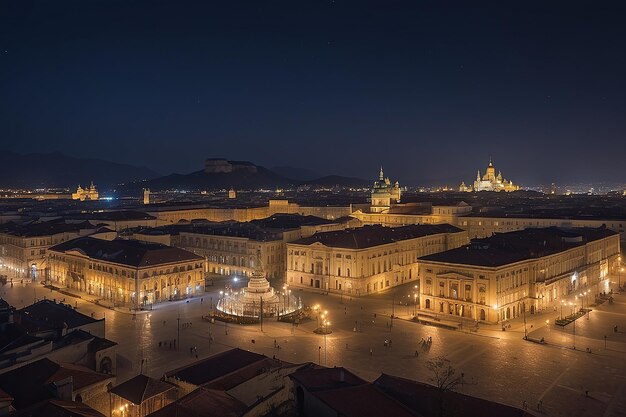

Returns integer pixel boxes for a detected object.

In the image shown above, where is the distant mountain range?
[126,160,370,192]
[0,151,368,191]
[0,151,160,189]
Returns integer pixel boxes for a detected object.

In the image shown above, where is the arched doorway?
[480,309,486,321]
[425,299,431,309]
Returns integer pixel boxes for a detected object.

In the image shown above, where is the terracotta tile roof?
[0,358,113,409]
[165,348,267,387]
[289,367,367,392]
[110,374,176,405]
[15,400,105,417]
[146,388,247,417]
[313,383,421,417]
[374,373,530,417]
[14,399,105,417]
[18,299,100,329]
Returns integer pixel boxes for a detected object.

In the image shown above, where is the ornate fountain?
[216,250,302,319]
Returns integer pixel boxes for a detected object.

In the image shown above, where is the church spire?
[379,165,384,181]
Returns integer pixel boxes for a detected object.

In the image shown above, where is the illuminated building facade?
[72,182,99,201]
[0,220,96,280]
[286,224,468,296]
[370,166,401,213]
[418,227,620,324]
[178,214,355,281]
[48,237,204,309]
[460,159,520,192]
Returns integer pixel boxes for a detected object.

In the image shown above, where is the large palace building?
[460,159,520,192]
[286,224,468,296]
[417,227,620,324]
[47,237,205,309]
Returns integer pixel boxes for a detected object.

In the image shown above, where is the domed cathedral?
[72,182,99,201]
[460,158,520,192]
[370,166,401,213]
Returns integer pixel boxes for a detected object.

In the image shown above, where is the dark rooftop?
[72,210,156,221]
[110,374,175,405]
[291,224,464,249]
[146,387,247,417]
[165,348,268,387]
[18,299,101,330]
[249,213,336,229]
[0,358,112,409]
[0,219,95,238]
[374,373,529,417]
[14,399,106,417]
[420,226,618,267]
[202,357,282,391]
[49,237,203,268]
[312,383,420,417]
[289,367,367,392]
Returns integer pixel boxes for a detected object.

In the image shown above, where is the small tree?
[425,356,461,417]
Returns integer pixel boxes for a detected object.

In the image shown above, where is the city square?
[2,273,624,417]
[2,2,626,415]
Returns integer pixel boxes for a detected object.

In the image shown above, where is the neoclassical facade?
[418,227,620,323]
[48,237,204,309]
[286,224,468,296]
[177,214,356,281]
[0,220,96,280]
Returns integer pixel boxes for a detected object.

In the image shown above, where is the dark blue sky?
[1,1,625,186]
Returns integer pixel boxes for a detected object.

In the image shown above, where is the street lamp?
[323,319,330,366]
[579,293,583,311]
[573,301,577,350]
[560,300,564,320]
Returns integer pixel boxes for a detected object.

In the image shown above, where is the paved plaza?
[1,278,625,417]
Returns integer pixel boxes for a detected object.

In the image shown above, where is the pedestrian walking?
[369,348,373,356]
[415,350,419,357]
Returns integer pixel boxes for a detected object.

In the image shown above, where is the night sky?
[1,1,625,186]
